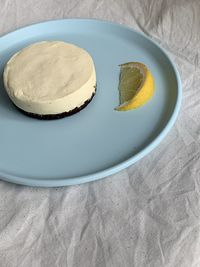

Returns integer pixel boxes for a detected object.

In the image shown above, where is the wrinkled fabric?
[0,0,200,266]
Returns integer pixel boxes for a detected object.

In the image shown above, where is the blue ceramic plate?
[0,19,181,187]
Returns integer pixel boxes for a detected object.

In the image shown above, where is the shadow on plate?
[122,97,178,165]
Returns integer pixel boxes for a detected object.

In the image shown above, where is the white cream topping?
[3,41,96,114]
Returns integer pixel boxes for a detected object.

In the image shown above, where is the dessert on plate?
[3,41,96,119]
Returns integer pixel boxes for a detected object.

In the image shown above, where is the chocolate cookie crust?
[14,88,96,120]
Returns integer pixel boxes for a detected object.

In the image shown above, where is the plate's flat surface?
[0,19,181,187]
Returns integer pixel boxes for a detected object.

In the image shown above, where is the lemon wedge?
[115,62,155,111]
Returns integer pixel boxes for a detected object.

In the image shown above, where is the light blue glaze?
[0,19,182,187]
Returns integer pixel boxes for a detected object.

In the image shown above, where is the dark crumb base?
[15,88,96,120]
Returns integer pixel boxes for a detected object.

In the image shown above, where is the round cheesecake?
[3,41,96,119]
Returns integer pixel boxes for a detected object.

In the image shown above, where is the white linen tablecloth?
[0,0,199,266]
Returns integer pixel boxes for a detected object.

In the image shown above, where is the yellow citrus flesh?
[115,62,155,111]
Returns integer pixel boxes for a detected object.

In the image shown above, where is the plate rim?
[0,18,182,187]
